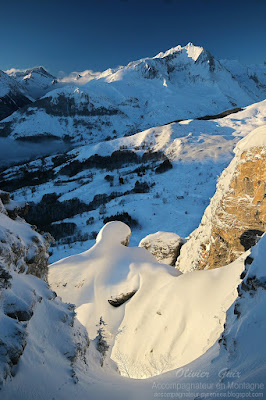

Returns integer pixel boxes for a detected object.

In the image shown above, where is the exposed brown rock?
[177,141,266,273]
[198,148,266,269]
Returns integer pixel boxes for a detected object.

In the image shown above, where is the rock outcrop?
[213,234,266,384]
[0,190,89,389]
[177,125,266,273]
[0,190,52,280]
[139,231,185,266]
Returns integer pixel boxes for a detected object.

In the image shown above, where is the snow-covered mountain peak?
[30,66,55,77]
[5,66,57,99]
[55,44,205,86]
[1,44,266,147]
[154,42,204,62]
[91,43,214,86]
[6,66,55,79]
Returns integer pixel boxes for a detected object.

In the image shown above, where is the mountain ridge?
[1,42,265,147]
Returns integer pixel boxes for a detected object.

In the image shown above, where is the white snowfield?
[49,221,244,379]
[67,98,266,164]
[2,232,265,399]
[177,124,266,273]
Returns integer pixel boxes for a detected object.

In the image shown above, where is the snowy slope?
[0,70,31,121]
[0,108,265,399]
[150,233,266,398]
[0,43,264,144]
[221,59,266,101]
[49,221,244,379]
[2,233,266,400]
[1,99,265,264]
[208,233,266,385]
[0,269,89,390]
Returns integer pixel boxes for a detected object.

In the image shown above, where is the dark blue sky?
[1,0,265,75]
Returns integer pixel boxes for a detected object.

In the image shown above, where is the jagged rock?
[216,234,266,377]
[0,191,10,205]
[0,192,90,389]
[0,192,52,280]
[108,290,137,307]
[0,266,12,289]
[139,231,185,266]
[177,125,266,272]
[6,309,34,322]
[155,159,173,174]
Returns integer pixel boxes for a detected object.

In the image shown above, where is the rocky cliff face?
[0,191,89,389]
[212,233,266,385]
[0,190,52,280]
[177,125,266,273]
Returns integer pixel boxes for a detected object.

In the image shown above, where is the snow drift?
[49,221,244,378]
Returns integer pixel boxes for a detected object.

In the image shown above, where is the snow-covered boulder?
[177,125,266,273]
[139,231,185,266]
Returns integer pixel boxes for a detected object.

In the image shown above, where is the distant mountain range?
[0,43,266,144]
